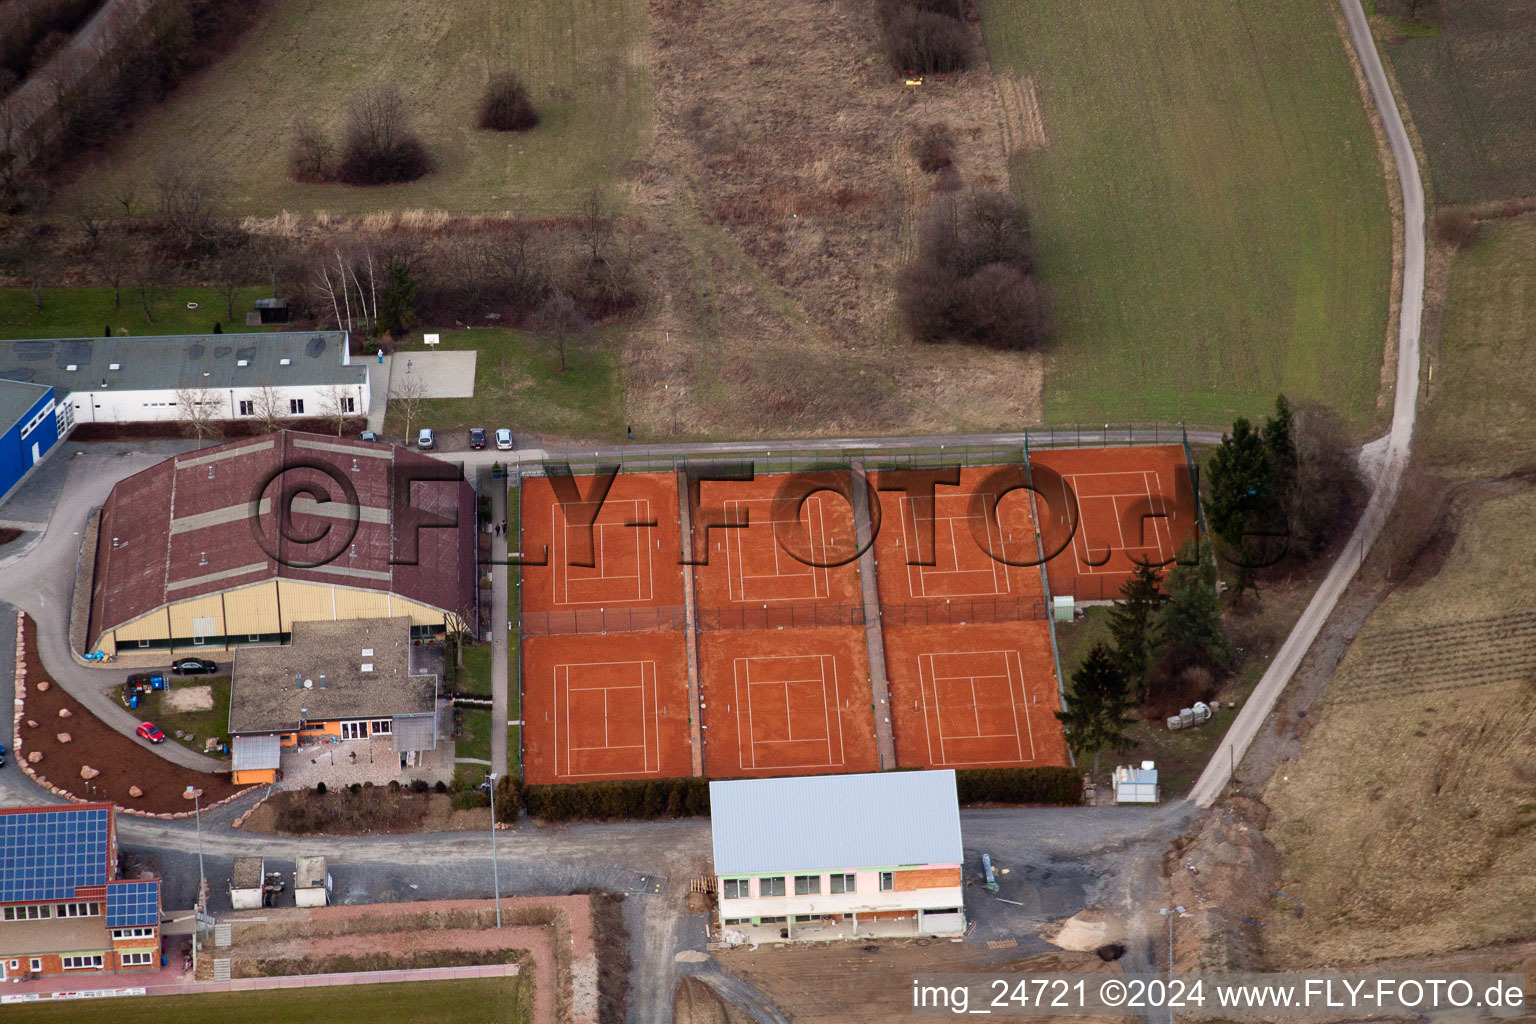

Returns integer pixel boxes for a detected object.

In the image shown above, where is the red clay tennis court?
[697,627,879,778]
[884,622,1069,770]
[520,472,686,615]
[871,465,1044,608]
[691,471,863,610]
[1028,446,1197,602]
[520,632,693,784]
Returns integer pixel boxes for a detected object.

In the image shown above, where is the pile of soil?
[1163,797,1280,972]
[17,616,250,813]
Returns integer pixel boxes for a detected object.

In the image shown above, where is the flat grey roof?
[0,332,364,393]
[231,857,264,891]
[710,770,963,876]
[231,733,281,772]
[229,617,437,734]
[0,379,51,428]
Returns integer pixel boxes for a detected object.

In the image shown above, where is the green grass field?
[385,328,623,440]
[5,976,529,1024]
[115,677,233,754]
[1374,1,1536,204]
[60,0,651,217]
[1422,217,1536,474]
[0,287,276,339]
[984,0,1392,433]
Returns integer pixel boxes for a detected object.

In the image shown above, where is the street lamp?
[1158,906,1185,1024]
[185,786,205,973]
[487,772,502,928]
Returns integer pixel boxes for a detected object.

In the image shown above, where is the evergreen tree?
[1204,417,1274,548]
[1055,643,1132,774]
[379,258,418,337]
[1153,539,1231,682]
[1107,562,1163,705]
[1263,394,1297,507]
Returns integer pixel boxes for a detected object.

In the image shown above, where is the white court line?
[726,497,829,603]
[552,499,657,605]
[920,649,1034,765]
[553,659,659,777]
[733,655,843,770]
[1064,473,1178,575]
[903,495,1015,599]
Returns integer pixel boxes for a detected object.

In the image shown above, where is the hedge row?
[955,767,1081,806]
[521,777,710,823]
[515,768,1078,823]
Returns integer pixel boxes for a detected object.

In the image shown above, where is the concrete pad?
[389,350,478,399]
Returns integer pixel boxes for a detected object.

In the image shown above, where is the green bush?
[451,789,491,811]
[315,781,327,795]
[434,780,448,794]
[495,773,522,821]
[522,777,710,823]
[954,767,1081,806]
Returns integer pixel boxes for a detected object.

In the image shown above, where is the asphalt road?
[1187,0,1425,807]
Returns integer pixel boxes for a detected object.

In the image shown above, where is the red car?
[136,722,166,744]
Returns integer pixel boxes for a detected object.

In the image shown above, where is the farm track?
[1332,610,1536,704]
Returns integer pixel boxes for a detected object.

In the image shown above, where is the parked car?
[171,658,217,675]
[417,427,435,450]
[136,722,166,744]
[495,428,514,451]
[360,430,378,442]
[469,427,487,450]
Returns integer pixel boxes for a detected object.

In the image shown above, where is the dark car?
[171,657,217,675]
[469,427,487,450]
[136,722,166,744]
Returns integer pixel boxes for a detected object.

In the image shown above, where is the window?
[793,915,818,923]
[342,397,356,413]
[238,400,255,416]
[879,871,895,892]
[341,721,367,740]
[5,904,53,920]
[722,879,748,900]
[830,873,856,894]
[793,875,820,896]
[759,877,785,898]
[120,952,154,967]
[56,902,96,918]
[138,638,151,648]
[113,927,155,939]
[29,958,40,972]
[370,720,392,735]
[721,918,746,926]
[62,954,103,970]
[758,916,786,924]
[289,398,305,414]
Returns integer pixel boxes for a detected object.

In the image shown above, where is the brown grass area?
[238,788,491,835]
[1261,488,1536,967]
[712,943,1131,1024]
[629,0,1042,438]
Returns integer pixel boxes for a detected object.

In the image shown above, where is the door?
[30,442,40,465]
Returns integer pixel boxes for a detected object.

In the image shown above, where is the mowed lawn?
[0,287,276,339]
[1376,1,1536,204]
[984,1,1391,432]
[1422,217,1536,474]
[4,977,529,1024]
[60,0,651,216]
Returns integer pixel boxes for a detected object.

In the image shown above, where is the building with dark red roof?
[85,431,476,657]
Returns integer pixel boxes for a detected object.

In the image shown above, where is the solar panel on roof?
[106,880,160,928]
[0,807,110,902]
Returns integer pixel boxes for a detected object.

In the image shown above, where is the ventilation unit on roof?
[362,648,374,657]
[318,674,327,689]
[65,364,77,372]
[109,363,121,370]
[361,663,374,673]
[237,360,248,367]
[279,358,291,366]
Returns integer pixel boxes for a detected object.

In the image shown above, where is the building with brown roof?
[85,431,476,658]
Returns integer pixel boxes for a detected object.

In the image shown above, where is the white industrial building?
[0,332,368,429]
[710,770,967,943]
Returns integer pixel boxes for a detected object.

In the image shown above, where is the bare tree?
[339,84,430,185]
[175,386,223,446]
[110,182,137,218]
[95,232,129,309]
[577,187,614,262]
[320,385,355,436]
[389,374,429,440]
[152,161,219,249]
[207,237,252,322]
[131,255,167,323]
[531,290,589,373]
[287,115,333,182]
[74,198,106,249]
[251,383,287,433]
[0,235,49,310]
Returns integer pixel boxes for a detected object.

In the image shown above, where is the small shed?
[231,733,282,785]
[294,855,330,908]
[1113,761,1159,804]
[254,298,290,324]
[230,857,265,910]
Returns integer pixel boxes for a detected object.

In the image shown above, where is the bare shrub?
[338,84,431,186]
[288,116,333,182]
[898,190,1045,350]
[879,0,972,75]
[1432,208,1478,250]
[1284,399,1367,559]
[1142,665,1217,720]
[912,124,954,172]
[477,71,539,132]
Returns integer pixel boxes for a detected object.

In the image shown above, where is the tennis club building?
[0,804,162,978]
[710,770,966,942]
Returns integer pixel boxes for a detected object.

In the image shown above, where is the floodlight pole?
[186,786,205,973]
[488,772,502,928]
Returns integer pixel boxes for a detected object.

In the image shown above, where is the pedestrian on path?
[627,425,633,439]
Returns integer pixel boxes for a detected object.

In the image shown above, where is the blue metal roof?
[0,807,110,903]
[106,880,160,928]
[710,770,963,876]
